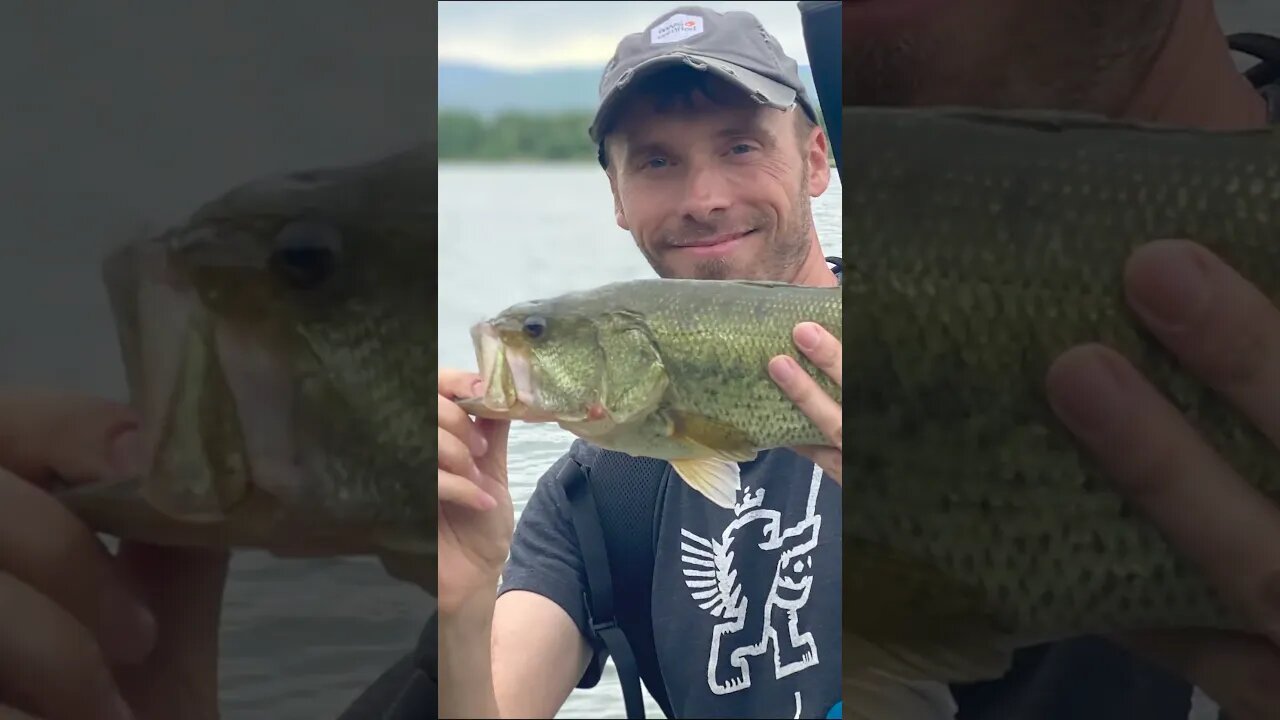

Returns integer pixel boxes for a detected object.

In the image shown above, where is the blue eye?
[731,144,753,155]
[645,157,669,169]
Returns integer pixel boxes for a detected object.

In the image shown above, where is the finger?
[438,426,481,481]
[438,393,486,457]
[0,468,155,665]
[770,356,842,449]
[440,471,498,512]
[0,572,134,720]
[0,389,137,491]
[109,543,227,714]
[473,417,511,488]
[438,368,484,401]
[1112,629,1280,720]
[793,446,843,486]
[1125,240,1280,447]
[1046,343,1280,643]
[792,322,842,386]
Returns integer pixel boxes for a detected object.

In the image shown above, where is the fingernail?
[795,323,822,351]
[109,427,143,479]
[769,356,795,383]
[471,433,488,457]
[1047,347,1129,436]
[1126,242,1210,331]
[99,585,157,665]
[471,378,485,396]
[477,492,498,511]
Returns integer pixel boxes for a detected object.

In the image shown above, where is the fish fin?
[844,632,1015,686]
[844,538,1020,686]
[842,645,960,720]
[663,411,758,507]
[670,457,741,509]
[666,411,760,462]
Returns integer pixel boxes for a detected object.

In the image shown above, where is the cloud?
[438,1,813,70]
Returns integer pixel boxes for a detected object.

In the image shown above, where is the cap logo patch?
[651,13,703,44]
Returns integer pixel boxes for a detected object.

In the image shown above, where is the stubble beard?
[645,158,815,282]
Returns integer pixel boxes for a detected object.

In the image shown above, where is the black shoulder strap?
[559,444,675,719]
[1229,32,1280,87]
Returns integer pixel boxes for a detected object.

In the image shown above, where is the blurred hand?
[437,369,514,616]
[771,322,843,485]
[1046,240,1280,720]
[0,388,227,720]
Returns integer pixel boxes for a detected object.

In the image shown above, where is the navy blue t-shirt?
[499,445,842,719]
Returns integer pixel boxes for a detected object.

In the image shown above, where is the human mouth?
[672,230,754,257]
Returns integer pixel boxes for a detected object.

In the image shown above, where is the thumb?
[112,542,228,713]
[474,417,511,488]
[0,388,139,489]
[100,426,230,699]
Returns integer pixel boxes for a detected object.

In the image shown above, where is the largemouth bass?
[841,104,1280,706]
[457,279,842,508]
[57,144,438,589]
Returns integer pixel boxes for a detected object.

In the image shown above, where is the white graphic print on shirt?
[680,463,825,716]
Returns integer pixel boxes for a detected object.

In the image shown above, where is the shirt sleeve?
[497,441,609,688]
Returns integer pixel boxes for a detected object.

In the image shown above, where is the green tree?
[439,107,835,165]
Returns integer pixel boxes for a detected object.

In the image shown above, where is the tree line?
[439,109,834,164]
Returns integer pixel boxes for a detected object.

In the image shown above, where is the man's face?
[604,83,829,282]
[845,0,1182,112]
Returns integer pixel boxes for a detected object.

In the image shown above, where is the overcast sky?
[438,1,811,70]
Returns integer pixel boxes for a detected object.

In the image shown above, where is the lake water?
[438,162,842,718]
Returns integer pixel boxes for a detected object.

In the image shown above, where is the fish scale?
[841,106,1280,697]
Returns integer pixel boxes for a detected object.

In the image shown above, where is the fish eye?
[269,220,341,290]
[522,315,547,340]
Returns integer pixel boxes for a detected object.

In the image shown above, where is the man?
[846,0,1280,719]
[437,6,844,719]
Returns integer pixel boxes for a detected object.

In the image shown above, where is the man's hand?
[0,388,226,720]
[1045,239,1280,720]
[437,368,514,617]
[770,322,843,485]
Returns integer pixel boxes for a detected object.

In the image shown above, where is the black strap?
[799,1,842,178]
[1229,32,1280,88]
[385,612,438,720]
[562,457,650,719]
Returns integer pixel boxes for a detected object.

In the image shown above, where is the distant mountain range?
[440,61,819,116]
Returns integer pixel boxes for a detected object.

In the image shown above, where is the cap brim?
[589,52,800,144]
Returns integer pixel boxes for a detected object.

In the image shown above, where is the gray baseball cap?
[589,5,818,154]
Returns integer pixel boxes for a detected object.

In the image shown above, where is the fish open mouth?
[463,321,558,421]
[101,233,304,523]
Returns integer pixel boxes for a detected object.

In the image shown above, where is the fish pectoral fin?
[670,457,741,509]
[666,411,759,461]
[842,646,961,720]
[664,413,762,509]
[844,538,1020,689]
[845,631,1015,687]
